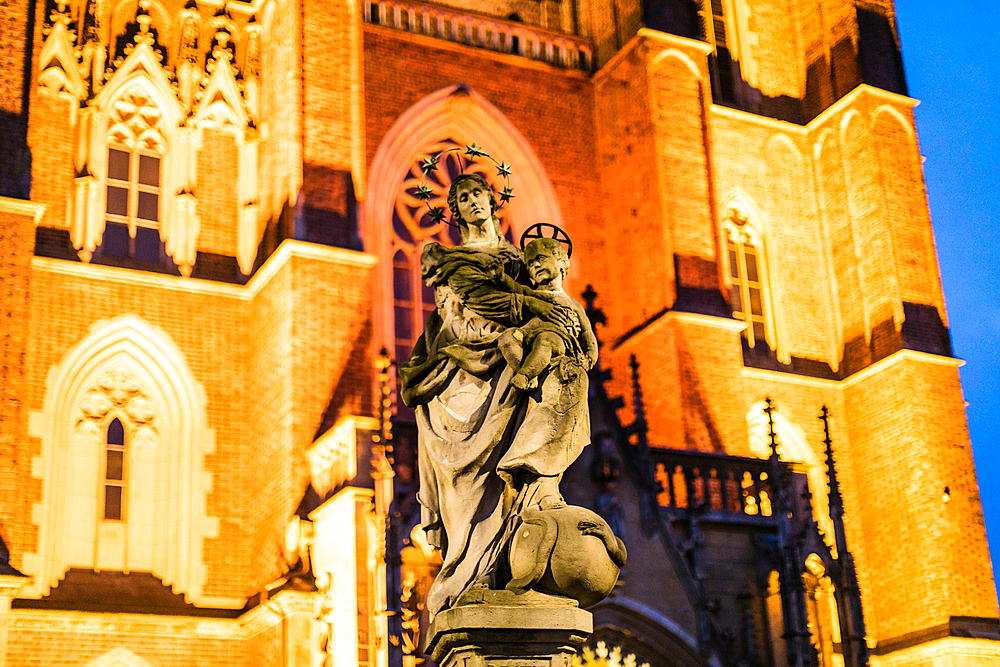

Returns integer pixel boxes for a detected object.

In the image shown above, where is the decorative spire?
[581,284,606,341]
[178,0,201,64]
[81,0,100,44]
[371,348,395,518]
[244,13,262,78]
[134,0,155,45]
[818,406,870,667]
[628,354,647,446]
[207,4,236,68]
[45,0,72,33]
[821,406,843,513]
[764,398,778,457]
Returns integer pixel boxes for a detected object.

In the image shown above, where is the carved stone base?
[425,594,592,667]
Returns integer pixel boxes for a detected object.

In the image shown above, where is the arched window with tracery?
[103,417,126,521]
[391,138,514,366]
[102,87,167,265]
[724,206,773,351]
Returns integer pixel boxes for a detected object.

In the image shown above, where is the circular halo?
[414,143,514,228]
[519,222,573,259]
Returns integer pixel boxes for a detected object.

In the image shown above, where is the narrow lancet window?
[725,207,772,350]
[103,417,126,521]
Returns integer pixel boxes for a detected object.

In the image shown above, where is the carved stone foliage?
[76,368,157,446]
[572,642,651,667]
[398,525,441,664]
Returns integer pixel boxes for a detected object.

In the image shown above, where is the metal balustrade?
[364,0,593,72]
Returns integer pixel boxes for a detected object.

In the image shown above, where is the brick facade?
[0,0,996,665]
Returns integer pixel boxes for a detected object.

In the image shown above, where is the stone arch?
[365,84,564,349]
[812,127,859,365]
[648,48,703,80]
[719,188,766,231]
[72,44,185,263]
[871,104,942,311]
[764,131,834,364]
[27,315,225,607]
[588,597,714,667]
[871,104,916,144]
[746,403,834,547]
[838,109,863,144]
[764,132,805,164]
[647,50,715,261]
[85,648,155,667]
[839,109,903,328]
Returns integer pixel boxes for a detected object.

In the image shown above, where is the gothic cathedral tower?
[0,0,996,665]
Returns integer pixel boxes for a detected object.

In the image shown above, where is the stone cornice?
[741,349,963,389]
[0,575,30,599]
[0,198,46,224]
[32,240,378,301]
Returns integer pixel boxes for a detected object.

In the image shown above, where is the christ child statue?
[498,238,599,391]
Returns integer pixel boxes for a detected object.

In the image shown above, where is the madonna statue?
[399,172,599,616]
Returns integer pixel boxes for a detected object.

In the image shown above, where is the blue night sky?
[895,0,1000,597]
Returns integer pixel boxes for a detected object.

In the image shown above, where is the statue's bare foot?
[511,373,538,391]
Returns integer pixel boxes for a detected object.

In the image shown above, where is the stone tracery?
[76,368,158,444]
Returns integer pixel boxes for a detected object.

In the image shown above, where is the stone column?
[425,595,592,667]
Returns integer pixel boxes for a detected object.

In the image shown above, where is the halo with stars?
[414,143,514,228]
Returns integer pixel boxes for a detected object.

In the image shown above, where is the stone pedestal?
[425,592,592,667]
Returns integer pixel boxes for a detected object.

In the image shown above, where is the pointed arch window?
[100,88,167,265]
[103,417,126,521]
[702,0,737,103]
[724,207,772,350]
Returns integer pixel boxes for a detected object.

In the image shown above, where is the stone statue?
[497,237,598,394]
[400,167,625,618]
[507,505,627,608]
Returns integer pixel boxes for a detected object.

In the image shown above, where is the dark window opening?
[103,418,126,522]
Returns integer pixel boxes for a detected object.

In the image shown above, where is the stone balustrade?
[364,0,594,72]
[650,448,799,519]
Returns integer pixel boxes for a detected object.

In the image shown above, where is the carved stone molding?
[0,575,29,600]
[307,416,377,497]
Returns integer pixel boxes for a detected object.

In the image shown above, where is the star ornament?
[496,162,512,177]
[428,207,446,224]
[464,143,488,158]
[415,184,433,201]
[499,186,515,204]
[420,155,439,174]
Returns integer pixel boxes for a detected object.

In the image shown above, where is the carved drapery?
[390,138,514,363]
